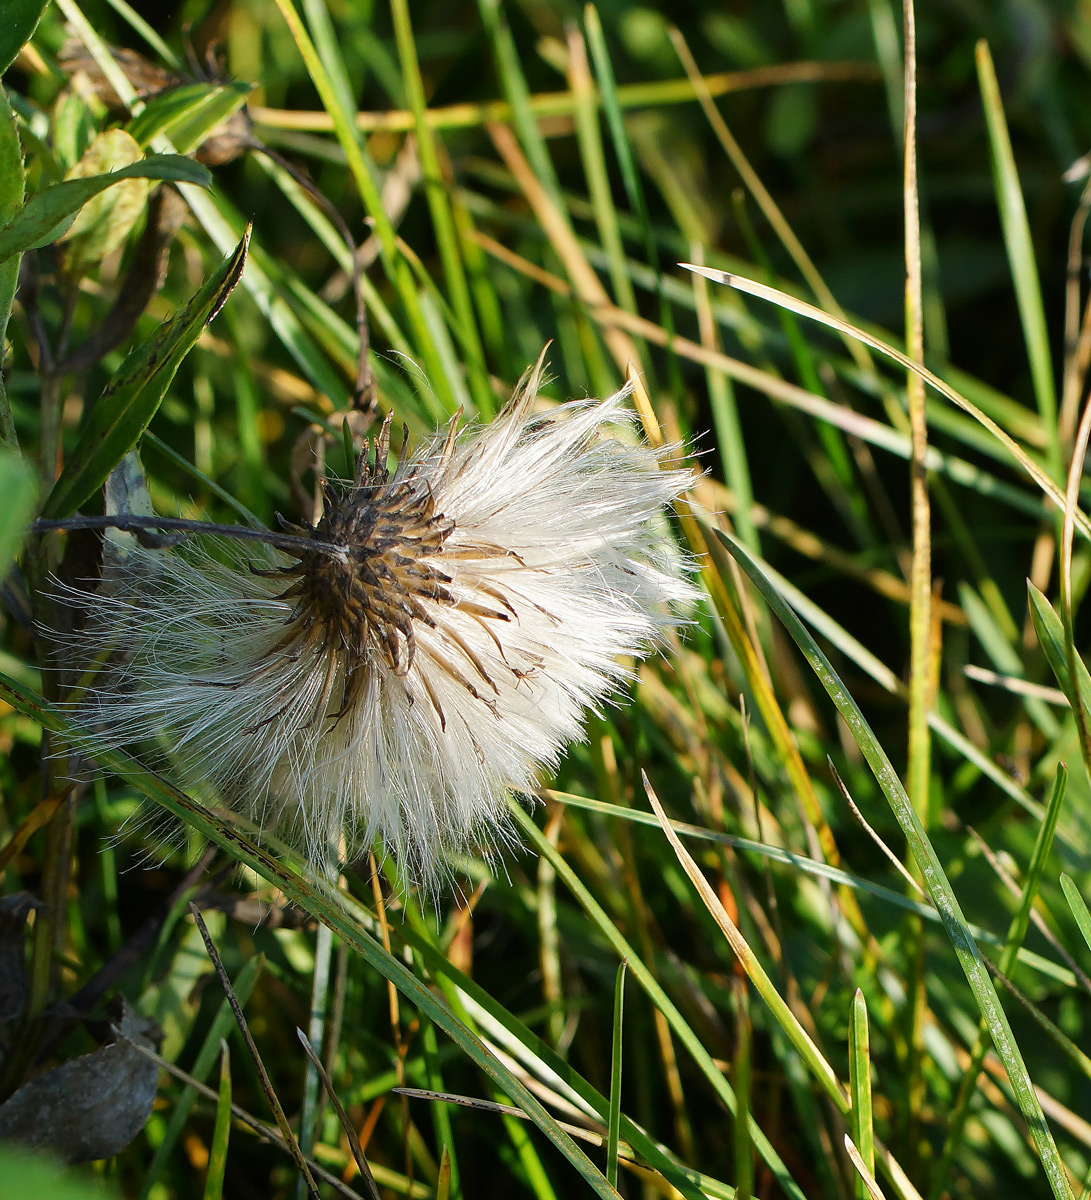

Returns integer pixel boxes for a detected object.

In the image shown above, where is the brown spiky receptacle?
[61,356,699,889]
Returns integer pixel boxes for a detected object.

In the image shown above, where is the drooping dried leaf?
[0,999,161,1163]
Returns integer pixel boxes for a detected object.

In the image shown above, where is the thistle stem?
[31,514,345,559]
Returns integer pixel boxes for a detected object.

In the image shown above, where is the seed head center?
[274,422,455,679]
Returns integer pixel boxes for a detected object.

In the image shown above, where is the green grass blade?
[389,0,493,416]
[930,763,1069,1198]
[713,527,1075,1200]
[1061,875,1091,957]
[606,961,626,1189]
[201,1042,232,1200]
[1027,582,1091,732]
[732,980,754,1200]
[975,40,1061,481]
[849,989,875,1200]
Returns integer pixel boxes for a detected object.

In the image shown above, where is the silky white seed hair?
[59,356,700,889]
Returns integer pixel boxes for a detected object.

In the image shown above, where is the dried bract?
[61,359,698,887]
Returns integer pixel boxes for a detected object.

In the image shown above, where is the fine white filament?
[62,360,698,887]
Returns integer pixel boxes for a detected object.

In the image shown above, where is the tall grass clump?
[2,2,1091,1199]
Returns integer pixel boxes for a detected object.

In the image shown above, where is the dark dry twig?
[297,1027,382,1200]
[121,1036,373,1200]
[189,903,322,1200]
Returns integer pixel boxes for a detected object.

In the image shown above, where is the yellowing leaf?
[58,128,151,277]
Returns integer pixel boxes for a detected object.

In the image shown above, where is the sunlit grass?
[3,2,1091,1199]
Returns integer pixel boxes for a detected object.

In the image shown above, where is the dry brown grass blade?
[487,122,641,375]
[250,60,878,133]
[297,1028,382,1200]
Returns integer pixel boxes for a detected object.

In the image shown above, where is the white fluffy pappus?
[61,358,699,888]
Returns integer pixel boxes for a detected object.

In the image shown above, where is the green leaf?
[1027,582,1091,722]
[57,129,151,278]
[0,1143,118,1200]
[606,962,626,1190]
[42,229,250,518]
[848,990,874,1200]
[127,81,252,155]
[0,445,37,567]
[976,41,1061,481]
[0,155,212,263]
[0,0,50,77]
[201,1043,232,1200]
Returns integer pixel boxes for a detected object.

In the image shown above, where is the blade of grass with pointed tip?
[0,157,211,262]
[849,990,875,1200]
[201,1043,232,1200]
[139,955,261,1200]
[606,962,626,1190]
[1027,583,1091,738]
[42,230,249,518]
[0,673,626,1200]
[976,40,1061,481]
[1061,875,1091,958]
[713,526,1074,1200]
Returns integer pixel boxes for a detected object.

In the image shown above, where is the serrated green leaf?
[0,445,36,566]
[0,155,211,263]
[42,229,251,518]
[0,0,50,77]
[127,81,251,155]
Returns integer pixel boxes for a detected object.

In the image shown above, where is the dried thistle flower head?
[64,357,698,888]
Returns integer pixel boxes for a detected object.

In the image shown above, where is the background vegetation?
[3,0,1091,1197]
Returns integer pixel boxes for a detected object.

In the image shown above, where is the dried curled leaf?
[0,999,160,1163]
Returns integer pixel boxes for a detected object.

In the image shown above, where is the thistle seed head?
[60,356,700,890]
[271,415,458,704]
